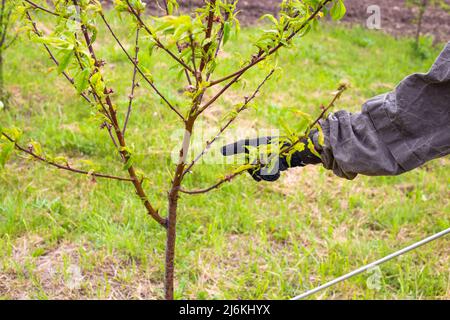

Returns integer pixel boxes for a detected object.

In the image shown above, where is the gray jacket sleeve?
[319,42,450,180]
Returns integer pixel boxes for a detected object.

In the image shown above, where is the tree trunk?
[164,119,195,300]
[165,184,179,300]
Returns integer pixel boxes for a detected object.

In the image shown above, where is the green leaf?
[260,14,279,26]
[233,164,256,175]
[316,125,325,147]
[307,138,321,158]
[285,149,297,167]
[57,50,74,74]
[148,41,156,57]
[167,0,179,15]
[2,127,22,140]
[330,0,346,20]
[29,140,44,157]
[141,66,154,83]
[0,141,14,169]
[223,21,231,45]
[91,72,105,95]
[53,156,69,165]
[123,157,134,170]
[74,68,90,93]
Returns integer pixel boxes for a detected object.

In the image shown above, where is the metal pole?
[291,227,450,300]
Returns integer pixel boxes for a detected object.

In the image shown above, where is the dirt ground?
[139,0,450,43]
[342,0,450,43]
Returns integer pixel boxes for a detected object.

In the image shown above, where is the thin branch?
[179,43,193,86]
[183,69,275,176]
[179,171,242,195]
[72,44,113,124]
[100,13,186,122]
[208,0,332,87]
[25,11,91,104]
[279,83,348,156]
[1,132,134,182]
[205,0,237,82]
[189,33,198,83]
[161,0,169,14]
[125,0,195,75]
[23,0,61,18]
[3,32,18,50]
[309,85,347,130]
[123,26,140,135]
[162,0,192,85]
[198,0,217,72]
[196,71,242,115]
[104,122,119,149]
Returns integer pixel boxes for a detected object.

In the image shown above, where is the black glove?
[221,132,322,182]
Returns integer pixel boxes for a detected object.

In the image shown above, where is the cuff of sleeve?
[364,93,424,172]
[317,118,358,180]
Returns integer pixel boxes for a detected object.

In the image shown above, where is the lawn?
[0,11,449,299]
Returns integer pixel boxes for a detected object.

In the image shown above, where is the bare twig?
[309,84,347,129]
[125,0,195,75]
[189,33,198,84]
[123,26,140,135]
[105,122,119,149]
[160,0,169,14]
[179,171,243,195]
[100,14,186,122]
[3,32,19,50]
[1,132,134,182]
[196,71,241,116]
[23,0,61,17]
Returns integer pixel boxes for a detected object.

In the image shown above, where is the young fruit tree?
[406,0,450,47]
[0,0,18,109]
[2,0,347,299]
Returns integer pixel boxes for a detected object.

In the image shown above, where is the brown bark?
[164,119,195,299]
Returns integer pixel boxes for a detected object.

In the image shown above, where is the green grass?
[0,13,449,299]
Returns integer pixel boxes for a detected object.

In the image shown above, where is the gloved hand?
[221,132,322,182]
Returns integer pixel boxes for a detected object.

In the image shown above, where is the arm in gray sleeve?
[318,42,450,180]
